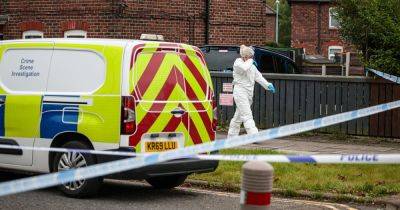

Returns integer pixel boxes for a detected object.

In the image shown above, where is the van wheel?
[146,174,187,189]
[52,141,103,198]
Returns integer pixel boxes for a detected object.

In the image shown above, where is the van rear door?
[130,44,188,152]
[129,43,214,152]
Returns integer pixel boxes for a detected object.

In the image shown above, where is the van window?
[133,50,210,102]
[134,51,187,102]
[0,49,52,92]
[47,50,105,93]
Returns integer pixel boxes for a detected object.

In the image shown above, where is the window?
[0,49,52,92]
[328,46,343,60]
[64,30,87,38]
[329,8,340,29]
[46,50,105,93]
[0,33,4,40]
[22,30,44,39]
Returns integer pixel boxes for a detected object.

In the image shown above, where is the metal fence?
[211,72,400,138]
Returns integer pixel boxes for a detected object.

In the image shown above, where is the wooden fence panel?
[211,72,396,138]
[340,82,349,133]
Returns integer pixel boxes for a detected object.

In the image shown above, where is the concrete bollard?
[240,161,274,210]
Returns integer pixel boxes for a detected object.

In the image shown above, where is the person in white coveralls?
[227,45,276,138]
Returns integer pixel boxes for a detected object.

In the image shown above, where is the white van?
[0,39,218,197]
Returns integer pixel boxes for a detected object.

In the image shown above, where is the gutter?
[205,0,210,44]
[317,2,322,54]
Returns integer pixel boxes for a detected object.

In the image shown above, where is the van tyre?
[146,174,188,189]
[52,141,103,198]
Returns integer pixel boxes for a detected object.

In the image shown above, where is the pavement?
[216,132,400,154]
[0,173,377,210]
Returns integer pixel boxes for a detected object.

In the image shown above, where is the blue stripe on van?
[40,103,79,139]
[0,96,5,136]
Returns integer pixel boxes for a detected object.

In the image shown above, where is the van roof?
[0,38,187,48]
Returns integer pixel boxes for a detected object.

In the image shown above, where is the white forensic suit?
[227,58,273,137]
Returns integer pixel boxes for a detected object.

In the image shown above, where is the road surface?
[0,173,378,210]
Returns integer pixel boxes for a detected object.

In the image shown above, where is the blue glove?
[267,83,276,93]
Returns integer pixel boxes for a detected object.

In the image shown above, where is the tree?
[266,0,292,47]
[335,0,400,75]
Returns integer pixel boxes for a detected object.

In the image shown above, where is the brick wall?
[208,0,275,45]
[291,2,350,57]
[1,0,275,46]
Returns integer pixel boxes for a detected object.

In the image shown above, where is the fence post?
[345,52,351,77]
[240,161,274,210]
[322,64,326,76]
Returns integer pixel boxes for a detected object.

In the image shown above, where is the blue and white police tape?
[196,154,400,164]
[0,68,398,197]
[1,97,400,197]
[1,144,400,165]
[0,144,139,157]
[367,68,400,84]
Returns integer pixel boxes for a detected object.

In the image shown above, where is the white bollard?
[240,161,274,210]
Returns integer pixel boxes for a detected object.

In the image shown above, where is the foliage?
[266,0,292,47]
[335,0,400,74]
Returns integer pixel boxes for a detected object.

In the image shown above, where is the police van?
[0,38,218,197]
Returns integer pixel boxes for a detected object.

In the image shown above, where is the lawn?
[189,148,400,199]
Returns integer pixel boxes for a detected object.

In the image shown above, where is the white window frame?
[328,46,343,60]
[329,7,339,29]
[64,30,87,38]
[22,30,44,39]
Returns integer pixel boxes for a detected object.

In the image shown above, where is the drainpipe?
[317,2,322,54]
[275,0,280,44]
[205,0,210,44]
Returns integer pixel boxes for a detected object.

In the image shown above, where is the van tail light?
[121,96,136,135]
[212,96,218,131]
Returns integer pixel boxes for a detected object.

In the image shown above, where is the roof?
[265,4,276,15]
[288,0,332,4]
[0,38,183,48]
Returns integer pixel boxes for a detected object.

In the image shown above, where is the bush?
[336,0,400,75]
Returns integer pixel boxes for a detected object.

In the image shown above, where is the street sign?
[219,93,234,106]
[223,83,233,92]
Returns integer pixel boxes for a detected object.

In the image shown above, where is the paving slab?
[217,132,400,154]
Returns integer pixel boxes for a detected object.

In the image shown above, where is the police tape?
[1,143,400,165]
[196,154,400,164]
[367,68,400,84]
[1,144,400,165]
[0,68,399,197]
[0,144,139,157]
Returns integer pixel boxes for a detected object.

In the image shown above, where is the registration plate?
[145,140,178,152]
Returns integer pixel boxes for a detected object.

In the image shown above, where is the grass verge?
[189,148,400,200]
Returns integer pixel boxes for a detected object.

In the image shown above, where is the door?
[130,44,190,152]
[0,42,53,166]
[179,48,214,145]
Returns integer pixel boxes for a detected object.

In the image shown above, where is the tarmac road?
[0,173,378,210]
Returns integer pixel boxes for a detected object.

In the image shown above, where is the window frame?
[46,49,106,95]
[22,30,44,39]
[328,46,343,60]
[0,48,106,95]
[64,30,87,38]
[329,7,340,29]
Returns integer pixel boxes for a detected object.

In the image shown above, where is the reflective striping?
[134,52,166,98]
[40,103,79,139]
[129,42,214,148]
[244,191,271,206]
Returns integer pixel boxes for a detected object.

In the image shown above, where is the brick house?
[288,0,350,59]
[0,0,276,46]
